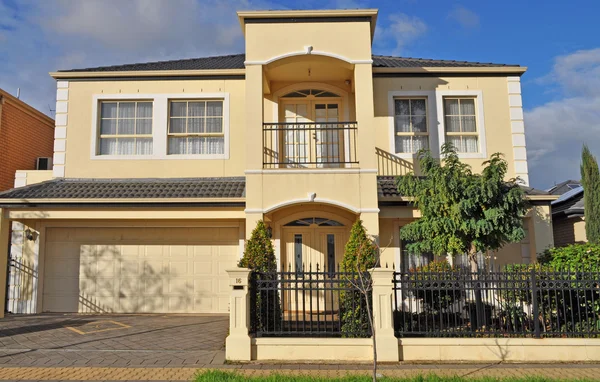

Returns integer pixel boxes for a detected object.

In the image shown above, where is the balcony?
[263,122,358,169]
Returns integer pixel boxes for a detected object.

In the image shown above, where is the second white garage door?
[43,226,239,313]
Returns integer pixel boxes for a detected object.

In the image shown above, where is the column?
[370,267,399,362]
[0,209,10,319]
[530,204,554,262]
[225,268,252,361]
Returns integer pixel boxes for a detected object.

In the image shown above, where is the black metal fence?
[262,122,358,168]
[393,266,600,338]
[250,265,372,338]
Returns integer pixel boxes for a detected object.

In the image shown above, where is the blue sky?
[0,0,598,189]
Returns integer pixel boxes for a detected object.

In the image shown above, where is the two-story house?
[0,9,556,317]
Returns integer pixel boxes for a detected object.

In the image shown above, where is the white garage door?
[42,226,239,313]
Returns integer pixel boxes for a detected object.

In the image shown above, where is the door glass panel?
[294,234,303,275]
[327,234,335,274]
[314,103,341,167]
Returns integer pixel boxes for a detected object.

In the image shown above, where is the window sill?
[90,154,229,160]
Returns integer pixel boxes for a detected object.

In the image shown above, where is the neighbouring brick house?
[551,185,586,247]
[0,88,55,192]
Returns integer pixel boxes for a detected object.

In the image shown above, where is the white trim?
[244,50,373,66]
[90,93,230,161]
[387,90,438,159]
[436,90,487,159]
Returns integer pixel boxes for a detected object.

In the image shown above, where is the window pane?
[100,119,117,135]
[412,115,427,132]
[168,137,186,154]
[395,136,412,153]
[395,99,410,116]
[118,119,135,135]
[460,99,476,115]
[136,119,152,135]
[395,116,411,133]
[136,138,153,155]
[118,138,135,155]
[206,101,223,116]
[169,118,186,133]
[464,136,479,152]
[188,102,205,117]
[206,118,222,133]
[447,135,463,152]
[187,118,203,133]
[413,136,429,151]
[136,102,152,118]
[206,137,224,154]
[118,102,135,118]
[187,137,202,154]
[461,116,477,132]
[170,102,187,117]
[99,138,117,155]
[411,99,426,116]
[445,99,460,115]
[445,116,461,132]
[101,102,118,118]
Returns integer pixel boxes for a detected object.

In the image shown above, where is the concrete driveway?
[0,313,228,367]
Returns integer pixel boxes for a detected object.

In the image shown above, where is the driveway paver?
[0,314,228,368]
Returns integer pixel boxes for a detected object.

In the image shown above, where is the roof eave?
[0,197,246,205]
[50,68,246,79]
[373,66,527,75]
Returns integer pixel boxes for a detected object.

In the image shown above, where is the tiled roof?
[58,54,518,73]
[551,186,584,216]
[377,176,549,199]
[547,179,582,195]
[0,178,246,200]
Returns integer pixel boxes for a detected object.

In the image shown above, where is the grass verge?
[194,370,594,382]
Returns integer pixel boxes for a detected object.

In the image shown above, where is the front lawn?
[195,370,594,382]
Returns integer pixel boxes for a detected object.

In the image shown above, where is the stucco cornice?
[373,66,527,76]
[49,69,246,79]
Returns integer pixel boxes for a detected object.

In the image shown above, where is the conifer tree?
[581,145,600,243]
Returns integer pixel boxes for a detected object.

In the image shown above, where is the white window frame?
[96,100,154,156]
[387,91,438,159]
[436,90,487,159]
[90,93,230,160]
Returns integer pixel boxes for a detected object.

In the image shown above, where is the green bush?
[408,260,465,314]
[340,220,377,338]
[537,242,600,270]
[239,220,281,333]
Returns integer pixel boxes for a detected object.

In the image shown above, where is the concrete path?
[1,363,600,381]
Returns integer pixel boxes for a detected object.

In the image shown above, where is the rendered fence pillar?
[225,268,252,361]
[370,267,399,362]
[0,209,10,319]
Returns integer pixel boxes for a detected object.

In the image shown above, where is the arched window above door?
[281,89,340,98]
[284,217,344,227]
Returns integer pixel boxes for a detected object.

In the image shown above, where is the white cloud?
[375,13,427,55]
[448,6,480,29]
[525,48,600,188]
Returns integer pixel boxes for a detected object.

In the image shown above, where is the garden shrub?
[537,242,600,270]
[239,220,281,333]
[408,260,465,314]
[340,220,377,338]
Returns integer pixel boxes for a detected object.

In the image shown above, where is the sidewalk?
[1,363,600,381]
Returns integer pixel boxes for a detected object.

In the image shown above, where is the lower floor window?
[401,240,434,272]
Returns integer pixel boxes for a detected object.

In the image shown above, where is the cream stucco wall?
[374,76,517,178]
[62,79,246,179]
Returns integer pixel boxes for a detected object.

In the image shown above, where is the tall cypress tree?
[581,145,600,243]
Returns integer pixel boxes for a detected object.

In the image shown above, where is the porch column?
[370,267,399,362]
[225,268,252,361]
[0,209,10,319]
[530,204,554,262]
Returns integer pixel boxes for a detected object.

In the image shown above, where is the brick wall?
[0,91,55,191]
[553,216,586,247]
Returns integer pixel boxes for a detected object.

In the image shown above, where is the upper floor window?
[393,98,428,154]
[98,101,153,155]
[168,100,224,155]
[444,98,479,153]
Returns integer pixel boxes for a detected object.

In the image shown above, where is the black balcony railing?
[263,122,358,168]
